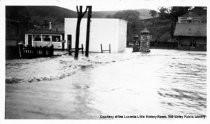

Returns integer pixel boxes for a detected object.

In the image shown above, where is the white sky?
[1,0,209,11]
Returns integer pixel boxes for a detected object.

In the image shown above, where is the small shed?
[174,23,206,50]
[65,18,127,53]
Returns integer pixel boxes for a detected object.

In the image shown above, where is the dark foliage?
[149,10,158,18]
[169,7,191,37]
[6,6,77,41]
[158,7,170,19]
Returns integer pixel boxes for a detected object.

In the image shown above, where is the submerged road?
[5,49,206,119]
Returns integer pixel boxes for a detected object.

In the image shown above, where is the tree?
[149,10,158,26]
[74,6,87,59]
[85,6,92,57]
[169,7,190,37]
[158,6,190,37]
[158,7,170,19]
[149,10,157,18]
[170,7,190,20]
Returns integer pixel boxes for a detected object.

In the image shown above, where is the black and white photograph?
[0,0,209,122]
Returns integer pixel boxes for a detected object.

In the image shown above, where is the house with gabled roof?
[174,8,207,51]
[25,22,65,49]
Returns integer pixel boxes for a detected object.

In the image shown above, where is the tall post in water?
[85,6,92,57]
[75,6,87,59]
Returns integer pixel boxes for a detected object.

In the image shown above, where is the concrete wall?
[118,19,127,52]
[65,18,127,53]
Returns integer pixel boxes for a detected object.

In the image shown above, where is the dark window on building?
[188,20,192,23]
[33,35,41,41]
[43,35,51,41]
[52,35,61,42]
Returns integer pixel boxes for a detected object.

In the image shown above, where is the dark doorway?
[67,35,72,55]
[28,35,32,46]
[62,34,65,50]
[67,35,72,50]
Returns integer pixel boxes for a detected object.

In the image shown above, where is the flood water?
[5,49,207,119]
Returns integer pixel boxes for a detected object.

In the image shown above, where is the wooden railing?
[68,44,84,55]
[101,44,111,53]
[18,44,54,58]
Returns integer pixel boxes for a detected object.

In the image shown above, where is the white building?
[65,18,127,53]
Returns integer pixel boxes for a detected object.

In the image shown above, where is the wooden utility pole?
[75,6,87,59]
[85,6,92,57]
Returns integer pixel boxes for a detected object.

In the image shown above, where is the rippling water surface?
[79,49,207,116]
[6,49,206,118]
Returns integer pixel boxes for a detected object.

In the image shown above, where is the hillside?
[6,6,77,42]
[6,6,77,24]
[142,18,172,42]
[6,6,168,43]
[6,6,167,45]
[92,10,117,18]
[6,6,156,27]
[6,6,78,59]
[6,6,158,42]
[136,9,157,20]
[92,9,155,19]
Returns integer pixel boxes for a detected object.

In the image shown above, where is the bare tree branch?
[76,6,79,13]
[81,7,88,18]
[79,6,82,13]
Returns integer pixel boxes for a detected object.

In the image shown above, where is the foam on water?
[5,49,206,118]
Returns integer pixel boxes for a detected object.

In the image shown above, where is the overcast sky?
[2,0,208,11]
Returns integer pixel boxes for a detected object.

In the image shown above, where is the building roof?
[133,34,139,38]
[174,23,206,37]
[140,28,150,34]
[26,28,64,34]
[180,12,200,18]
[191,7,207,16]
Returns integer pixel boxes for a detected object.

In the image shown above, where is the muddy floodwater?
[5,49,206,119]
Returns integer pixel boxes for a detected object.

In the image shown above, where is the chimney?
[49,22,52,30]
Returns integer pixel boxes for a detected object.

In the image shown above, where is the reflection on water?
[70,49,206,116]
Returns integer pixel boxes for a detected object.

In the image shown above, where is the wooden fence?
[18,44,54,58]
[68,44,84,55]
[101,44,111,53]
